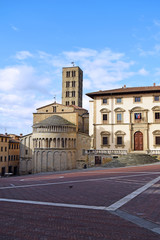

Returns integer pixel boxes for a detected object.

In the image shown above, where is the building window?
[116,98,122,103]
[115,131,125,148]
[72,91,75,97]
[1,147,3,151]
[5,138,7,142]
[152,106,160,123]
[103,114,108,122]
[117,113,122,122]
[72,81,75,87]
[72,101,75,105]
[66,101,70,106]
[103,137,108,145]
[100,108,110,124]
[11,155,13,161]
[0,156,2,162]
[117,136,122,145]
[5,147,7,152]
[114,108,125,124]
[66,71,70,77]
[66,91,70,97]
[25,150,28,155]
[9,155,10,161]
[134,97,141,102]
[53,106,56,113]
[153,130,160,147]
[1,138,3,142]
[155,112,160,120]
[101,131,110,147]
[66,81,70,87]
[156,137,160,145]
[102,98,107,104]
[134,113,142,120]
[72,71,76,77]
[4,156,7,162]
[154,96,159,101]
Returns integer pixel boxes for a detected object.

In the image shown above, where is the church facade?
[20,66,90,174]
[20,103,90,174]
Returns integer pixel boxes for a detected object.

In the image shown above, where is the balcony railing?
[147,150,160,155]
[84,149,127,155]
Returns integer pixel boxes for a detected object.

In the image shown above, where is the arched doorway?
[134,131,143,150]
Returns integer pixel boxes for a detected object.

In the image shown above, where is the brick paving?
[122,181,160,225]
[0,202,159,240]
[0,164,160,239]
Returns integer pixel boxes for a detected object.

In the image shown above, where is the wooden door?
[134,131,143,150]
[95,156,101,165]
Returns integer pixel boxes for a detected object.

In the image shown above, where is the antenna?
[71,62,75,67]
[53,95,56,103]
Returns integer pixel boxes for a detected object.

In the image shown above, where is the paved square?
[0,163,160,239]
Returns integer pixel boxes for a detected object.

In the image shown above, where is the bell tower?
[62,66,83,107]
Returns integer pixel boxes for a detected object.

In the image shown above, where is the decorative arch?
[47,151,53,171]
[152,130,160,135]
[114,107,125,112]
[100,108,111,113]
[115,131,126,135]
[101,131,110,135]
[152,106,160,111]
[130,106,147,112]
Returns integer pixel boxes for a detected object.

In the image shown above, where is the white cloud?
[0,47,147,134]
[11,25,19,31]
[15,51,33,60]
[0,64,54,134]
[138,68,149,76]
[138,44,160,56]
[155,68,160,76]
[154,19,160,27]
[0,65,52,92]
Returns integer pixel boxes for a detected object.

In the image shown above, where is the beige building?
[62,66,83,107]
[0,134,20,176]
[20,102,90,174]
[87,85,160,159]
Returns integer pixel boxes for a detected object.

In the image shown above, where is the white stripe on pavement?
[105,176,160,211]
[0,172,159,190]
[0,198,106,211]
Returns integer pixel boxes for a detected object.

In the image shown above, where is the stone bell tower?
[62,66,83,107]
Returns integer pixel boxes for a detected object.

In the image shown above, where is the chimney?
[20,133,23,137]
[5,133,7,136]
[123,85,126,88]
[153,83,156,87]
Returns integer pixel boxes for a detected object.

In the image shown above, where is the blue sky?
[0,0,160,135]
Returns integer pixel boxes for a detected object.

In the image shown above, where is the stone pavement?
[0,164,160,239]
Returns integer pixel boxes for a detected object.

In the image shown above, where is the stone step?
[103,154,159,168]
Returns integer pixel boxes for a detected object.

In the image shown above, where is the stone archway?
[134,131,143,150]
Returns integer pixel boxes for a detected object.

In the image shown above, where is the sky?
[0,0,160,135]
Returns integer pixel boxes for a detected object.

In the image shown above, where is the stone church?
[20,66,90,174]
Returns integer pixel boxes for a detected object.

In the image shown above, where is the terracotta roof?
[0,134,10,138]
[9,139,20,143]
[36,102,65,110]
[70,105,87,111]
[86,86,160,98]
[33,115,75,127]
